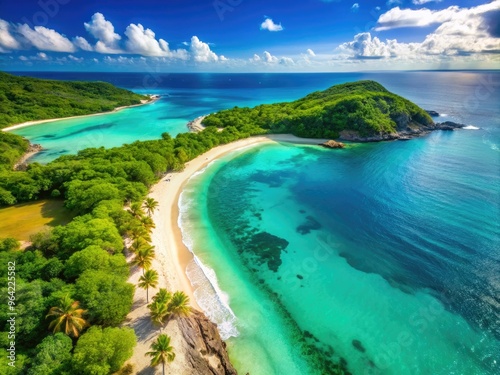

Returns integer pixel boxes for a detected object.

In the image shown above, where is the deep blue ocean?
[9,71,500,374]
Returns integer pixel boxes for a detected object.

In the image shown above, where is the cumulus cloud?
[307,48,316,57]
[263,51,279,63]
[124,23,172,56]
[84,13,122,53]
[351,3,360,12]
[260,18,284,32]
[339,2,500,60]
[338,32,418,59]
[251,54,261,62]
[190,36,219,62]
[16,24,75,52]
[73,36,93,51]
[0,20,20,51]
[375,2,500,31]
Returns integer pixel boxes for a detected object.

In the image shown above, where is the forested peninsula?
[0,77,458,375]
[0,72,148,128]
[203,80,462,140]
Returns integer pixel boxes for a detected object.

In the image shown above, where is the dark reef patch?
[352,339,366,353]
[247,231,289,272]
[296,215,322,234]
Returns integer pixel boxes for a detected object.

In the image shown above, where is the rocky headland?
[178,310,238,375]
[338,119,466,142]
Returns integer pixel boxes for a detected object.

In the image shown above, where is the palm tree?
[140,215,156,232]
[167,291,191,320]
[130,237,148,253]
[46,295,88,338]
[129,202,145,218]
[129,224,151,242]
[152,288,172,305]
[143,197,159,217]
[148,300,169,327]
[139,269,159,303]
[147,334,175,375]
[133,246,156,274]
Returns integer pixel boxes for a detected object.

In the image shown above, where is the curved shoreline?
[2,95,160,132]
[148,134,331,304]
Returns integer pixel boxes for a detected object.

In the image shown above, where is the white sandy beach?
[2,96,159,132]
[125,134,329,373]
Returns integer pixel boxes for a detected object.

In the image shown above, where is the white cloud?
[376,2,500,31]
[263,51,279,63]
[339,2,500,61]
[375,6,459,30]
[84,13,122,53]
[16,24,75,52]
[124,23,172,57]
[352,3,360,12]
[279,56,294,65]
[251,54,261,62]
[260,18,284,32]
[36,52,48,60]
[0,20,20,51]
[73,36,93,51]
[18,52,51,61]
[190,36,219,62]
[307,48,316,57]
[68,54,83,62]
[220,55,228,61]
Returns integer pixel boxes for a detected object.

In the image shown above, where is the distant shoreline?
[2,95,160,132]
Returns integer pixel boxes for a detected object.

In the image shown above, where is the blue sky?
[0,0,499,71]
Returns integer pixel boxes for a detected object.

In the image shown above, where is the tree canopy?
[71,326,136,375]
[204,80,433,138]
[0,72,147,128]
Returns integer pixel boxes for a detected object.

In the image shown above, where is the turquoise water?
[180,131,499,374]
[9,72,500,374]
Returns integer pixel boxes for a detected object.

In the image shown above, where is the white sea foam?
[439,113,448,117]
[463,125,480,130]
[178,186,239,340]
[186,257,239,340]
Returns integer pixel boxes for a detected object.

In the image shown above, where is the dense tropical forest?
[0,72,147,128]
[0,126,253,374]
[204,80,433,138]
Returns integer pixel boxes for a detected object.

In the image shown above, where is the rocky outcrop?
[14,143,43,171]
[426,110,440,117]
[339,120,466,143]
[435,121,466,131]
[187,116,207,133]
[177,310,237,375]
[320,140,345,149]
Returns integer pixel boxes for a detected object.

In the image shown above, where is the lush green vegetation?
[0,72,148,128]
[0,124,251,374]
[204,80,433,138]
[0,132,29,170]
